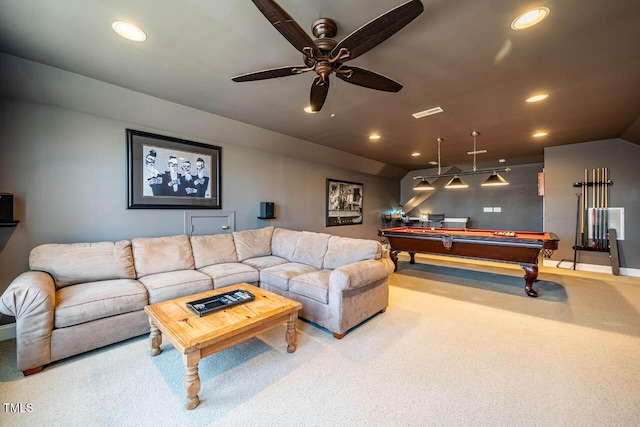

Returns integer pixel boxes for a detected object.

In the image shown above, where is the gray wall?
[400,163,543,231]
[0,57,400,296]
[544,139,640,269]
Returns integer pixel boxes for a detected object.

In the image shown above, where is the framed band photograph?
[127,129,221,209]
[326,178,364,226]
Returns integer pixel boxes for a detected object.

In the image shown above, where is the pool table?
[378,227,559,297]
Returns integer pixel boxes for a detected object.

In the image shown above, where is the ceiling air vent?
[412,107,444,119]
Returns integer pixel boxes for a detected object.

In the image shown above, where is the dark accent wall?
[544,139,640,270]
[401,163,543,231]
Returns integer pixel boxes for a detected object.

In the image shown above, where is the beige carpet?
[1,254,639,427]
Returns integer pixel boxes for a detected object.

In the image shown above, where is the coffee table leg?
[149,318,162,357]
[286,312,298,353]
[184,352,201,410]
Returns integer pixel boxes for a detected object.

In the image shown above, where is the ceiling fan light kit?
[231,0,424,112]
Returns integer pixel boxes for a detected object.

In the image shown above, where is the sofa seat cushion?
[138,270,212,304]
[198,263,259,288]
[260,262,318,291]
[243,255,288,270]
[55,279,147,328]
[288,270,332,304]
[30,241,136,289]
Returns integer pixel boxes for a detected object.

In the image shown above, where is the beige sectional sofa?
[0,226,394,374]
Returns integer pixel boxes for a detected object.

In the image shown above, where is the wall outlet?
[493,207,502,212]
[483,207,493,212]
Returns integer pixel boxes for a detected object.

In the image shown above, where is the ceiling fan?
[232,0,424,112]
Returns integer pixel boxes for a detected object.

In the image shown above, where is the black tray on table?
[186,289,255,317]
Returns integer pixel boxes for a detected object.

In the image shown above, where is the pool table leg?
[390,250,399,271]
[522,265,539,297]
[409,252,416,264]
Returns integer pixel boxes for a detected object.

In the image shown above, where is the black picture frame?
[326,178,364,226]
[127,129,221,209]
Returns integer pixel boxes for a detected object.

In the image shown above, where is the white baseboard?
[544,259,640,277]
[0,323,16,341]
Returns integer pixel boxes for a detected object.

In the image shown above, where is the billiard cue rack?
[557,167,619,275]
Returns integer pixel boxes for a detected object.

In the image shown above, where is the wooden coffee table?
[144,283,302,410]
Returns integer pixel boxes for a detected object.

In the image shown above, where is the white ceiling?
[1,0,639,171]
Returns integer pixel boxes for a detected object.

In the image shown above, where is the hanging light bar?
[413,131,510,189]
[415,166,511,180]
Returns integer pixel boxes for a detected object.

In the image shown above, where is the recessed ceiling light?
[499,159,506,163]
[304,106,317,114]
[411,152,421,157]
[511,7,550,30]
[112,21,147,42]
[429,161,438,165]
[369,134,381,140]
[526,93,549,103]
[412,107,443,119]
[532,131,548,138]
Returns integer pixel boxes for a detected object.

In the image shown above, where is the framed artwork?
[326,178,364,226]
[127,129,221,209]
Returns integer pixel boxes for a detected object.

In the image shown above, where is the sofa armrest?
[330,258,394,292]
[0,271,56,372]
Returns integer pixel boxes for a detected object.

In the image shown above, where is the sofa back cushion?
[291,231,331,269]
[271,228,301,260]
[190,234,238,269]
[233,226,274,262]
[131,235,194,277]
[323,236,382,270]
[30,241,136,289]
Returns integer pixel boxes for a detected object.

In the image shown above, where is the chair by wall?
[427,213,445,228]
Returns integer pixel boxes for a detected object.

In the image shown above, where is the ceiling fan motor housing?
[310,18,338,54]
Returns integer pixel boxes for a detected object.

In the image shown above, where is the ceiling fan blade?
[336,66,403,92]
[251,0,321,58]
[331,0,424,61]
[310,76,330,112]
[232,65,307,82]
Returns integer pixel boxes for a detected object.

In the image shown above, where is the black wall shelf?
[0,221,19,227]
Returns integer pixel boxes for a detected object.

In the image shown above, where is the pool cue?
[581,169,586,246]
[596,168,601,248]
[601,168,605,248]
[601,167,605,249]
[598,167,604,248]
[604,167,609,249]
[572,193,581,270]
[591,168,596,248]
